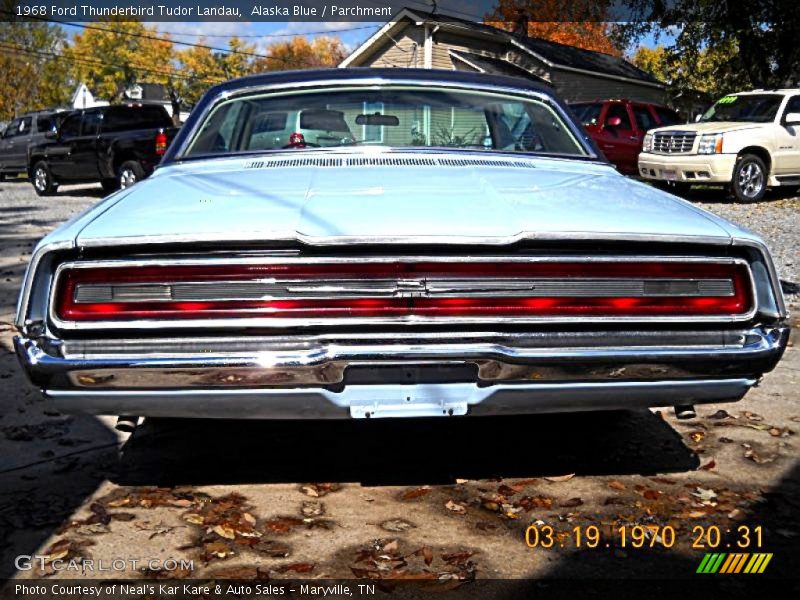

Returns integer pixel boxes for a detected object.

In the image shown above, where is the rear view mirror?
[355,113,400,126]
[784,112,800,125]
[695,114,703,122]
[606,116,622,127]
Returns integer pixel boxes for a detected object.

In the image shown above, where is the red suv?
[570,100,682,175]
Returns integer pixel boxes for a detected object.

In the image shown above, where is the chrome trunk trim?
[49,255,758,330]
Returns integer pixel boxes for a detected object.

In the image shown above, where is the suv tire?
[32,161,57,196]
[118,160,145,189]
[731,154,767,202]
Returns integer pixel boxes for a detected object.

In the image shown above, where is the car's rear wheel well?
[28,155,45,178]
[112,151,138,172]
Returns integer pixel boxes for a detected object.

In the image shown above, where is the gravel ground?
[0,176,798,586]
[688,187,800,289]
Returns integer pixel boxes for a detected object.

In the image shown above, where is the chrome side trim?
[48,256,758,330]
[42,379,757,419]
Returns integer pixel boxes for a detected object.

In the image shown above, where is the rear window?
[103,106,172,133]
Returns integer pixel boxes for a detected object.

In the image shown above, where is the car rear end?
[15,235,788,420]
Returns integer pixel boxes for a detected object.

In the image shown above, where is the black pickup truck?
[28,104,179,196]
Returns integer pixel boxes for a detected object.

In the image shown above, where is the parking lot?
[0,177,798,582]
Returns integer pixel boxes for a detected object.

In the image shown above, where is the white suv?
[638,89,800,201]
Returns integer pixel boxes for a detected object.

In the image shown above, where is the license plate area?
[662,169,677,181]
[346,363,476,418]
[349,385,470,419]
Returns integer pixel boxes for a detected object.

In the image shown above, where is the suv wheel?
[32,161,57,196]
[732,154,767,202]
[118,160,145,189]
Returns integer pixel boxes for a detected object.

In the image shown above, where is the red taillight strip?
[54,261,754,322]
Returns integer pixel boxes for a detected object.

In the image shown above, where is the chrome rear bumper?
[14,325,789,418]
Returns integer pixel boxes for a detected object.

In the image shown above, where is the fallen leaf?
[699,459,716,470]
[608,480,626,490]
[275,562,314,574]
[497,484,516,497]
[300,502,325,517]
[643,489,662,500]
[43,539,71,561]
[182,513,204,525]
[441,500,465,515]
[299,483,340,497]
[559,497,583,508]
[689,431,706,443]
[212,524,236,539]
[254,540,291,557]
[545,474,575,483]
[203,540,235,560]
[263,517,304,534]
[516,495,552,511]
[692,487,718,503]
[743,411,764,422]
[380,518,416,532]
[210,566,269,580]
[399,486,432,501]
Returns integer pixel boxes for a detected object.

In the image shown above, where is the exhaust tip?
[674,405,697,420]
[115,415,140,433]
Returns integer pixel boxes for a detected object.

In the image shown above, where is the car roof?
[212,67,555,97]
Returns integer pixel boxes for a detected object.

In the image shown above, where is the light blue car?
[14,68,789,425]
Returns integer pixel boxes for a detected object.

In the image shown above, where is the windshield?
[183,86,589,158]
[700,94,783,123]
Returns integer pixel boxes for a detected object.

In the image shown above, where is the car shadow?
[113,409,700,488]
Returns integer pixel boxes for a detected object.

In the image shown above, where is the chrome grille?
[652,132,696,154]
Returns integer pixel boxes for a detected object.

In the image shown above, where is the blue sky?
[58,18,673,59]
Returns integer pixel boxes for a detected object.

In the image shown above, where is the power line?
[0,9,283,62]
[0,43,225,84]
[135,24,381,39]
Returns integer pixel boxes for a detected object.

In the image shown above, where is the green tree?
[617,0,800,89]
[631,42,749,98]
[0,18,70,120]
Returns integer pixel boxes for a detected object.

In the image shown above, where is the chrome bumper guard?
[14,326,789,418]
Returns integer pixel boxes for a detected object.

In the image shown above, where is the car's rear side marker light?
[55,261,753,321]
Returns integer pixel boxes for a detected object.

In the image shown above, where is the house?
[70,83,109,110]
[340,8,666,105]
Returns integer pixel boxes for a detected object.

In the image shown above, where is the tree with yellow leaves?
[0,19,70,120]
[253,36,347,72]
[62,19,174,102]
